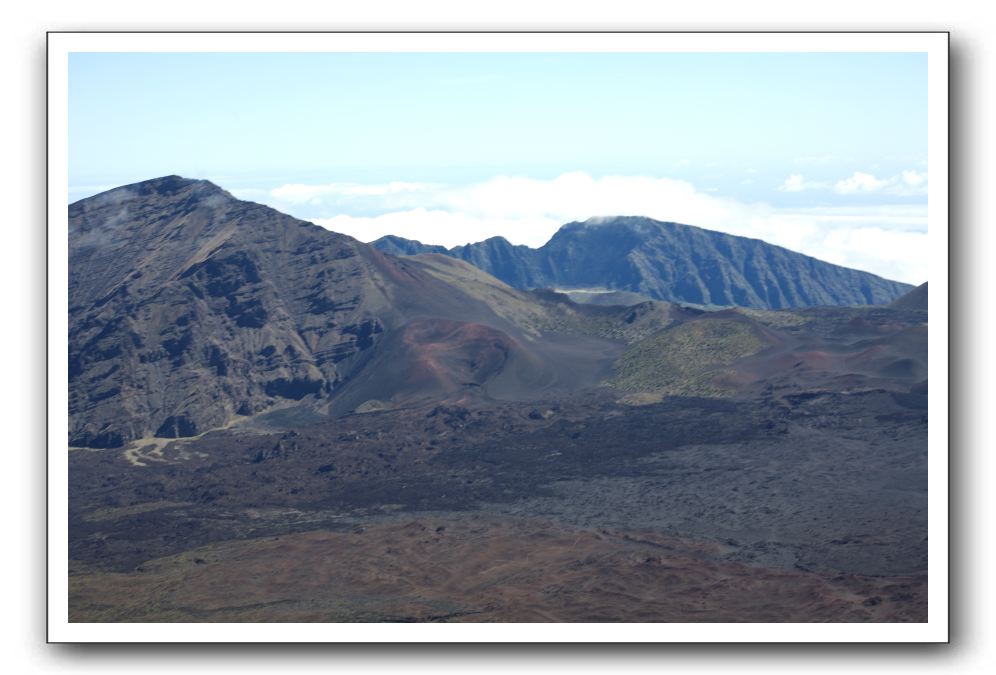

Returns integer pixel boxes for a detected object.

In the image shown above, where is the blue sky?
[69,52,929,282]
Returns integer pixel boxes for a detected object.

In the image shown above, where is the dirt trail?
[122,416,246,467]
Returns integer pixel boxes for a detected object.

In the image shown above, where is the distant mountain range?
[373,217,913,310]
[68,177,925,448]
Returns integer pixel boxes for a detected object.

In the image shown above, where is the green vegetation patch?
[533,302,677,345]
[609,318,768,396]
[734,307,809,328]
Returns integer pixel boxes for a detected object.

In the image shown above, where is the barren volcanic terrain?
[68,177,928,622]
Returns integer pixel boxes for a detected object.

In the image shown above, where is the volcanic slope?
[69,177,624,447]
[890,281,928,311]
[373,216,912,309]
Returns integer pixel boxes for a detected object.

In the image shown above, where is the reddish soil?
[69,517,926,623]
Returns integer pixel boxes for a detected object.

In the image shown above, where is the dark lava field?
[69,386,927,622]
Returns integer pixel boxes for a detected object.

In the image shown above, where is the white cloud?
[753,209,928,284]
[776,170,928,197]
[901,169,927,188]
[777,174,826,192]
[834,171,891,194]
[437,172,741,229]
[307,172,745,248]
[779,174,806,192]
[313,208,563,249]
[252,171,929,284]
[270,181,440,204]
[816,226,929,283]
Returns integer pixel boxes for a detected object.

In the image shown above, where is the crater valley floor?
[68,388,927,622]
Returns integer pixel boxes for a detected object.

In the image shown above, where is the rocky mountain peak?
[129,174,223,197]
[71,175,230,213]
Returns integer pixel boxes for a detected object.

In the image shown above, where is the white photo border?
[48,31,949,643]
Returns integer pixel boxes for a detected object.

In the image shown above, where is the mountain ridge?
[68,177,626,446]
[69,176,925,449]
[372,215,913,309]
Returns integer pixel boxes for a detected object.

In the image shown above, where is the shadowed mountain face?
[890,282,928,311]
[373,217,913,309]
[70,176,383,446]
[68,177,623,447]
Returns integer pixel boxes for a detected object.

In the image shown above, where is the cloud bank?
[252,171,928,285]
[779,170,928,196]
